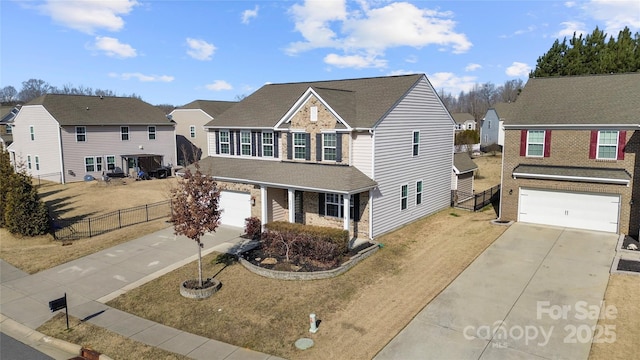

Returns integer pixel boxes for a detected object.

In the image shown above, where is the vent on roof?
[86,107,89,110]
[310,106,318,122]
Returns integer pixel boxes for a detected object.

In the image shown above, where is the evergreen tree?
[0,148,14,228]
[3,169,50,236]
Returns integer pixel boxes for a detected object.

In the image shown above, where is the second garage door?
[518,188,620,233]
[219,191,251,228]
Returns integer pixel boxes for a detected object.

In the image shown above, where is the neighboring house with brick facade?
[500,73,640,236]
[191,74,454,239]
[7,94,176,183]
[169,100,235,166]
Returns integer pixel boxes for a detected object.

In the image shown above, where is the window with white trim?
[416,181,423,205]
[294,133,306,159]
[85,156,103,172]
[240,130,251,156]
[106,155,116,170]
[262,132,273,157]
[323,133,337,161]
[29,126,35,141]
[526,130,544,157]
[412,131,420,156]
[76,126,86,142]
[148,126,156,140]
[219,131,230,154]
[35,156,40,170]
[121,126,129,141]
[324,194,354,218]
[190,125,196,138]
[401,184,408,210]
[5,124,12,134]
[597,130,618,160]
[27,155,32,169]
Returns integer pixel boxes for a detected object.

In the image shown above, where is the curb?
[1,314,114,360]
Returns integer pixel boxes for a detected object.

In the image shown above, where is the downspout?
[58,126,66,184]
[369,128,375,240]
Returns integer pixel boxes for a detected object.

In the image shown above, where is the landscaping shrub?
[3,171,50,236]
[244,217,262,240]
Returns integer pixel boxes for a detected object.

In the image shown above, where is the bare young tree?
[170,164,221,287]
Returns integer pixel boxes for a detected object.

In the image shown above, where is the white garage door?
[219,191,251,228]
[518,188,619,233]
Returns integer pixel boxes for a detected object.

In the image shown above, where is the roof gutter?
[504,124,640,130]
[512,172,630,185]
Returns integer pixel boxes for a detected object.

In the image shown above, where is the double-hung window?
[401,184,408,210]
[324,194,354,218]
[76,126,86,142]
[323,133,337,161]
[294,133,306,160]
[27,155,32,169]
[121,126,129,141]
[262,132,274,157]
[412,131,420,156]
[219,131,230,154]
[35,156,40,171]
[416,181,423,205]
[526,130,545,157]
[85,157,95,172]
[29,126,35,141]
[106,155,116,170]
[148,126,156,140]
[240,131,251,156]
[597,131,618,160]
[5,124,11,134]
[190,125,196,138]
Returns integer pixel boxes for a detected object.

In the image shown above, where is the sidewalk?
[1,225,284,360]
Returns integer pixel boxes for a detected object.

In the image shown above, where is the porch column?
[343,194,350,232]
[288,188,295,223]
[260,186,268,231]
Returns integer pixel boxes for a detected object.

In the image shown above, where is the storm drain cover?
[295,338,314,350]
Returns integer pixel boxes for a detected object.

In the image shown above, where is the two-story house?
[1,105,19,150]
[452,112,476,131]
[191,74,454,240]
[480,102,512,150]
[8,94,176,183]
[500,73,640,236]
[169,100,236,166]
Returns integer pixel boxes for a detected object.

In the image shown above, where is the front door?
[294,190,304,224]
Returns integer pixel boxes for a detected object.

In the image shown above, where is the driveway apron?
[375,223,617,360]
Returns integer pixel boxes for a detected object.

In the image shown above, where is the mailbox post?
[49,293,69,330]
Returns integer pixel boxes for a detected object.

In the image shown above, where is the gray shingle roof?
[491,102,514,120]
[178,100,236,118]
[26,94,174,126]
[512,164,631,184]
[206,74,424,129]
[506,73,640,125]
[187,156,377,194]
[453,153,478,174]
[451,113,475,124]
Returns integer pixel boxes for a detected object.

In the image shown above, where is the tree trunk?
[197,240,203,287]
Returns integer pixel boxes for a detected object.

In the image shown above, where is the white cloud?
[324,53,387,68]
[242,6,259,24]
[427,72,476,95]
[37,0,138,34]
[186,38,216,61]
[205,80,233,91]
[465,63,482,72]
[287,0,471,69]
[506,62,532,77]
[582,0,640,34]
[405,55,418,63]
[564,1,577,8]
[555,21,587,38]
[109,72,174,82]
[93,36,136,58]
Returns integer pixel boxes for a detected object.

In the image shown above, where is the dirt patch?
[473,154,502,192]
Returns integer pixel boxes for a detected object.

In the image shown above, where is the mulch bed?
[617,259,640,273]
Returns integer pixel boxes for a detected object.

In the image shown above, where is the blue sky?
[2,0,639,106]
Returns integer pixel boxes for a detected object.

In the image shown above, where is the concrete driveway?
[375,223,618,360]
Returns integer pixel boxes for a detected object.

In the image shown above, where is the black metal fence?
[451,184,501,212]
[53,200,171,241]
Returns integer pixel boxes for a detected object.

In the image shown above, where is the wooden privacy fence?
[451,184,501,212]
[53,200,171,241]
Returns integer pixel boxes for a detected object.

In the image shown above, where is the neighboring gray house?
[0,105,19,150]
[452,112,476,131]
[169,100,236,166]
[8,94,176,183]
[452,152,478,197]
[480,102,512,149]
[193,74,455,239]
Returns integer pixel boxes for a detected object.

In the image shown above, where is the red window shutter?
[520,130,527,156]
[618,130,626,160]
[544,130,552,157]
[589,130,598,159]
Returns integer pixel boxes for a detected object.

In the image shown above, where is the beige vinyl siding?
[267,187,287,222]
[352,131,373,177]
[456,172,474,194]
[371,77,453,238]
[170,109,212,161]
[8,105,62,181]
[60,124,176,182]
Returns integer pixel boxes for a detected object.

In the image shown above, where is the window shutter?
[352,193,360,221]
[618,130,626,160]
[214,130,220,155]
[336,134,342,162]
[589,130,598,159]
[236,131,241,155]
[287,133,292,160]
[543,130,552,157]
[316,134,322,161]
[251,132,257,156]
[274,132,279,158]
[257,133,262,157]
[229,131,235,155]
[520,130,527,156]
[318,193,325,216]
[305,133,311,160]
